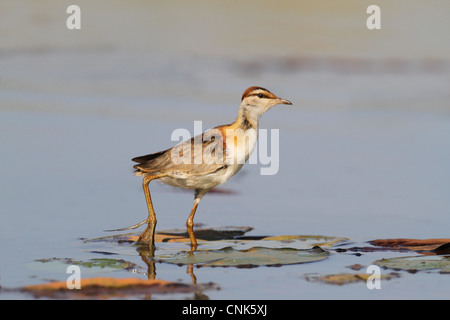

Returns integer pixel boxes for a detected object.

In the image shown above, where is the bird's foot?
[104,218,149,232]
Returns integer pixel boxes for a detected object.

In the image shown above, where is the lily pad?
[261,235,350,248]
[158,226,254,241]
[156,246,329,268]
[305,272,399,285]
[21,277,213,299]
[369,238,450,254]
[87,226,254,244]
[374,255,450,273]
[29,257,139,274]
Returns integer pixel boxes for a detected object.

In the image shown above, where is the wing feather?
[132,126,229,176]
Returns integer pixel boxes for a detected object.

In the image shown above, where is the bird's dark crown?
[241,86,278,101]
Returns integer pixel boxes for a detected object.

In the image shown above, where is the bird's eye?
[257,93,265,98]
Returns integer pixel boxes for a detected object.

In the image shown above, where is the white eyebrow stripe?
[247,89,275,99]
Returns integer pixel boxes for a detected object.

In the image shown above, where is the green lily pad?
[29,258,139,274]
[156,246,329,268]
[374,255,450,273]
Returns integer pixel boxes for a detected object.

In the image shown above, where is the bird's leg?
[137,173,167,246]
[186,264,197,284]
[187,189,210,250]
[186,198,200,250]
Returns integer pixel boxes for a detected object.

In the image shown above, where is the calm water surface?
[1,0,449,299]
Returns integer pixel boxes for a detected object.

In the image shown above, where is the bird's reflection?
[136,243,209,299]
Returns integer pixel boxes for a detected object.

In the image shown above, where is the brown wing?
[132,148,173,175]
[132,126,228,176]
[132,149,168,164]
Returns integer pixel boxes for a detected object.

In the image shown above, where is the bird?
[124,86,292,249]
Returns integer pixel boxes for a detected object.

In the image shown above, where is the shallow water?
[1,0,450,299]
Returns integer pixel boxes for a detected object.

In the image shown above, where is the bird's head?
[240,86,292,117]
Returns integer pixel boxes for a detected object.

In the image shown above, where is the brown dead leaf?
[316,273,372,285]
[368,238,450,254]
[346,264,364,271]
[22,277,210,299]
[124,233,189,243]
[306,272,399,286]
[91,226,254,244]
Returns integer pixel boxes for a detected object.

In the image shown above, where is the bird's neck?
[232,106,259,131]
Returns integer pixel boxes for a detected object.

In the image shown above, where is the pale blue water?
[1,0,450,299]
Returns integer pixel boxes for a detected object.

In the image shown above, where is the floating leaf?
[22,277,212,299]
[261,235,349,248]
[374,255,450,273]
[29,257,138,274]
[305,272,399,285]
[156,246,329,268]
[369,238,450,254]
[157,226,254,241]
[87,226,254,244]
[88,227,348,253]
[346,264,365,271]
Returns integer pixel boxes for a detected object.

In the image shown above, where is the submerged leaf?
[157,246,329,268]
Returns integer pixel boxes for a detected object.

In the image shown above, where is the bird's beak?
[276,97,292,105]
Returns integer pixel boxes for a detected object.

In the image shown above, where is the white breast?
[224,128,258,166]
[158,128,258,190]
